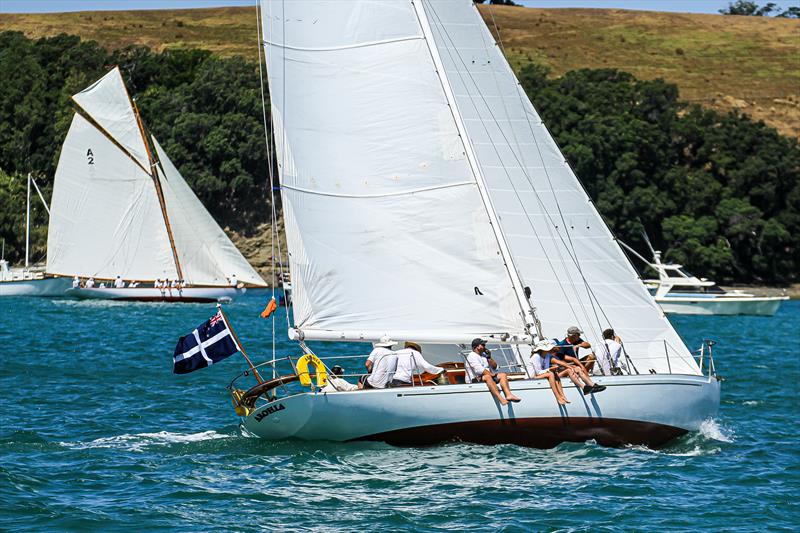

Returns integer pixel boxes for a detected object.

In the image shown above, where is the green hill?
[1,4,797,137]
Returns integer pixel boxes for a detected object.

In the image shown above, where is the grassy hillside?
[1,4,797,137]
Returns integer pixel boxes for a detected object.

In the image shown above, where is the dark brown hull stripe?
[110,296,218,303]
[353,417,687,449]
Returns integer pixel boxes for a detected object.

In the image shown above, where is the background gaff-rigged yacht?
[231,0,721,448]
[46,68,266,302]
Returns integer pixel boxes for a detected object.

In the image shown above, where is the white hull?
[241,374,720,448]
[65,286,245,303]
[0,277,71,297]
[657,296,787,316]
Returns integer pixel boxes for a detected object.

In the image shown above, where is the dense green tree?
[519,63,799,283]
[0,31,797,284]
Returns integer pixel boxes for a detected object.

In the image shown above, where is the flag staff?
[217,304,263,384]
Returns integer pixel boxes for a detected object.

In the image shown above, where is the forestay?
[420,0,698,374]
[261,0,526,342]
[154,137,266,287]
[47,114,177,281]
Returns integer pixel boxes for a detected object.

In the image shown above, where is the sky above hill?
[1,0,730,14]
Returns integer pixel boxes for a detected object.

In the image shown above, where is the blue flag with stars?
[173,311,240,374]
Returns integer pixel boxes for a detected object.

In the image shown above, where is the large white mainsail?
[153,137,266,287]
[47,67,266,288]
[419,1,698,374]
[261,0,697,374]
[262,0,526,342]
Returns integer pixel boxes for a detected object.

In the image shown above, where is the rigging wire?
[425,1,603,341]
[483,3,611,339]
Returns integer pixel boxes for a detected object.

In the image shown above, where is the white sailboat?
[46,68,267,302]
[0,173,71,297]
[230,0,720,448]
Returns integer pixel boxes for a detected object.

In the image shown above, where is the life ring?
[295,354,328,388]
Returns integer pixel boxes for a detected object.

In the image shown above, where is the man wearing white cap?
[362,336,398,389]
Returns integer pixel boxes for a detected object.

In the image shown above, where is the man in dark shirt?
[554,326,597,373]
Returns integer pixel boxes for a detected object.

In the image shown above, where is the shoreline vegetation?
[0,6,797,287]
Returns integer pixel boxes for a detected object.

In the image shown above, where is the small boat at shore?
[222,0,721,449]
[0,174,70,297]
[621,242,788,316]
[47,68,266,302]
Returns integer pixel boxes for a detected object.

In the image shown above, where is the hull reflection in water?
[241,375,720,449]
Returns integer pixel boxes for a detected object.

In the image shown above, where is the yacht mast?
[412,0,540,340]
[129,97,184,282]
[25,172,30,269]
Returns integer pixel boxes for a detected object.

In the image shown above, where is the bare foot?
[558,398,567,405]
[499,398,509,406]
[506,395,522,403]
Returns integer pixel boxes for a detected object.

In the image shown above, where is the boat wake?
[626,418,734,457]
[60,430,233,452]
[698,418,735,443]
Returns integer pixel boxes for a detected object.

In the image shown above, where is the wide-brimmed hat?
[374,336,395,348]
[532,340,557,353]
[405,341,422,352]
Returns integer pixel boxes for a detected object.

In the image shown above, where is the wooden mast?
[129,97,184,282]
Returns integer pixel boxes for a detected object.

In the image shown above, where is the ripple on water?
[0,297,798,531]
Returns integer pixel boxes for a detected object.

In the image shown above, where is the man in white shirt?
[85,277,95,288]
[390,342,444,387]
[72,276,80,289]
[321,365,359,392]
[114,276,125,289]
[596,328,626,375]
[229,274,238,288]
[464,338,521,405]
[363,337,397,389]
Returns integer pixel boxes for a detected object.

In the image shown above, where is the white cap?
[532,339,557,353]
[373,335,395,348]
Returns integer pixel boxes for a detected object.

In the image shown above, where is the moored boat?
[224,0,721,449]
[622,243,788,316]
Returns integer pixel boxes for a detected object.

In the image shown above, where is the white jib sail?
[420,0,698,374]
[71,67,151,172]
[153,137,267,287]
[261,0,526,342]
[47,113,177,281]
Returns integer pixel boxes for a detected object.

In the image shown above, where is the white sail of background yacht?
[230,0,720,448]
[47,67,266,301]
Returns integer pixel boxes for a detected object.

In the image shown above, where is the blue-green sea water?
[1,294,798,531]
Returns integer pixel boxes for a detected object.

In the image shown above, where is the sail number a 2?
[87,148,94,165]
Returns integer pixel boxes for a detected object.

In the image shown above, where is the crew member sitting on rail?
[229,274,238,288]
[555,326,597,373]
[390,342,444,387]
[527,340,569,405]
[596,328,626,375]
[361,337,397,389]
[72,276,80,289]
[321,365,359,392]
[85,277,95,288]
[366,336,394,374]
[114,275,125,289]
[464,338,521,405]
